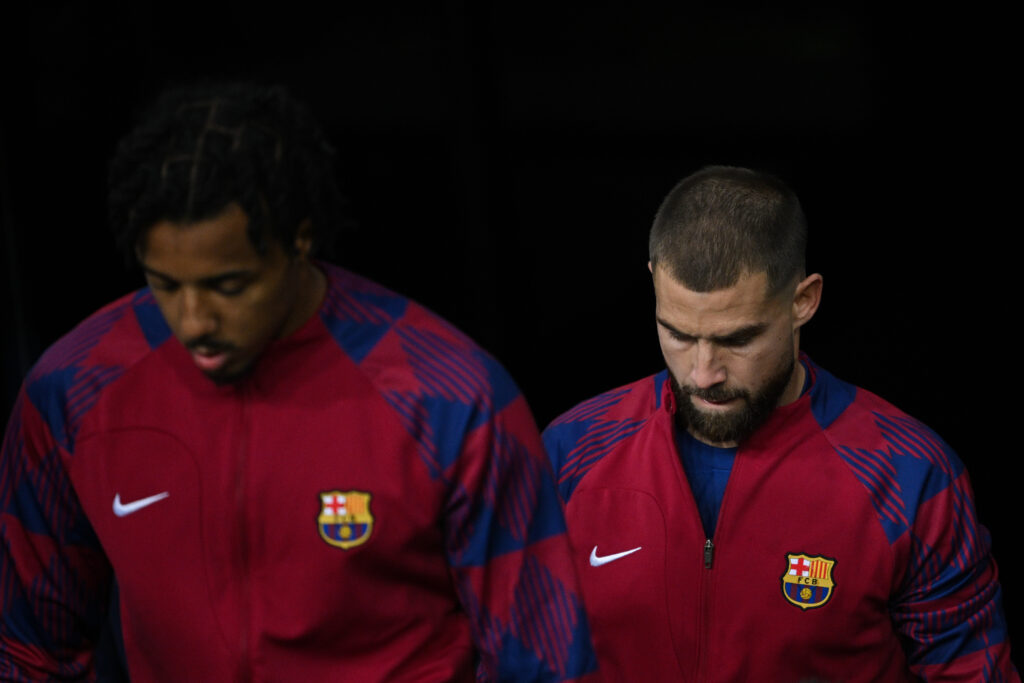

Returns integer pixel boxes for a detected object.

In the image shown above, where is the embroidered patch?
[781,553,836,610]
[318,490,374,550]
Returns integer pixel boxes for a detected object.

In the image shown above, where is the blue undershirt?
[675,431,736,538]
[675,361,811,538]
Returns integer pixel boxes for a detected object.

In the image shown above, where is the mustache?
[681,384,747,403]
[185,336,235,354]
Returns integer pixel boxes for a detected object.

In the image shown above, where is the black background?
[2,2,1017,658]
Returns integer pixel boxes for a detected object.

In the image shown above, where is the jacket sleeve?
[442,360,597,682]
[0,385,112,681]
[890,452,1018,681]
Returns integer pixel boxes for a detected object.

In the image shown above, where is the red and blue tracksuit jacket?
[0,263,596,682]
[543,357,1017,682]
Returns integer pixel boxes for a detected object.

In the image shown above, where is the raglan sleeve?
[889,437,1019,681]
[442,357,598,682]
[0,382,112,681]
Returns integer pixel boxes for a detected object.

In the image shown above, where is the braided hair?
[108,82,346,260]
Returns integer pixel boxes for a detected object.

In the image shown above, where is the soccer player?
[0,83,595,681]
[543,166,1017,681]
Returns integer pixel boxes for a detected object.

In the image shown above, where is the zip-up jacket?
[543,358,1016,682]
[0,263,596,682]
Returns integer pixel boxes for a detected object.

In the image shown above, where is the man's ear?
[293,218,314,258]
[792,273,823,329]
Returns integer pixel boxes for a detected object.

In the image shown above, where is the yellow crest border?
[317,489,374,550]
[780,552,836,610]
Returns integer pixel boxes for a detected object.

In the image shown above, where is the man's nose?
[689,341,726,389]
[179,288,218,341]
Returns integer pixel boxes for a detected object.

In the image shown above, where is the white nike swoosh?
[113,491,170,517]
[590,545,642,567]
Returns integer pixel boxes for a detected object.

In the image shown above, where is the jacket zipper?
[694,535,714,683]
[236,389,252,682]
[697,449,741,683]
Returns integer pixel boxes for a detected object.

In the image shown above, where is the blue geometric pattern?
[320,275,407,364]
[0,398,26,516]
[396,325,491,424]
[131,290,172,349]
[543,384,648,501]
[816,364,1012,669]
[454,558,593,681]
[833,412,968,547]
[321,264,565,563]
[893,546,1007,667]
[321,268,500,482]
[382,323,493,480]
[25,307,127,454]
[383,389,455,479]
[448,426,566,567]
[3,262,595,680]
[807,361,856,430]
[507,557,587,679]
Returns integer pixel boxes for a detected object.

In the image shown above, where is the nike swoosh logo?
[113,491,170,517]
[590,545,642,567]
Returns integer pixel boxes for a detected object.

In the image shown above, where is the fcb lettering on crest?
[318,490,374,550]
[780,552,836,610]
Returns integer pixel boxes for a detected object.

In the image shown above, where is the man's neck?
[777,356,806,408]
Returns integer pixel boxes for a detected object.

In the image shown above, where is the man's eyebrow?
[656,317,768,344]
[656,318,694,339]
[140,265,176,282]
[710,323,769,345]
[140,266,253,286]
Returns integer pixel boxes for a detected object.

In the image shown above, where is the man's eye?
[721,334,757,348]
[214,281,247,296]
[149,280,178,292]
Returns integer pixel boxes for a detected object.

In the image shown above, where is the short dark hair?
[108,82,347,261]
[649,165,807,296]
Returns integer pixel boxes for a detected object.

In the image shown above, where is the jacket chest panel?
[566,416,903,680]
[70,368,451,668]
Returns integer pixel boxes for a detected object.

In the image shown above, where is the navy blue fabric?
[675,360,812,538]
[675,429,736,538]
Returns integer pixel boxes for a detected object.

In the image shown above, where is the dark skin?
[137,202,325,384]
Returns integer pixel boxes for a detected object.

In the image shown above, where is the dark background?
[3,2,1017,658]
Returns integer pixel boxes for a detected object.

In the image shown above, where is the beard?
[670,354,795,446]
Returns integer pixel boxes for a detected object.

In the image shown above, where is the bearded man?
[542,165,1018,682]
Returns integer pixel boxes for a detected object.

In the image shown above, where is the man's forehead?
[654,266,779,304]
[654,266,791,332]
[137,203,269,274]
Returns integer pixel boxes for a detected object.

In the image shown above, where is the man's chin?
[201,358,255,386]
[682,404,751,446]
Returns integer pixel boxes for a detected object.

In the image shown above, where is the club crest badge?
[318,490,374,550]
[781,552,836,610]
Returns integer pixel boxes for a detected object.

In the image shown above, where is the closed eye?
[146,276,179,293]
[657,317,768,348]
[715,332,758,348]
[669,329,696,343]
[209,278,248,296]
[657,318,696,343]
[711,324,769,348]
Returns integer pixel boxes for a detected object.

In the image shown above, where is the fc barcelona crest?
[318,490,374,550]
[781,552,836,610]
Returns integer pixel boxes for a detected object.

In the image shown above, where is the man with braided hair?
[543,166,1017,681]
[0,84,596,681]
